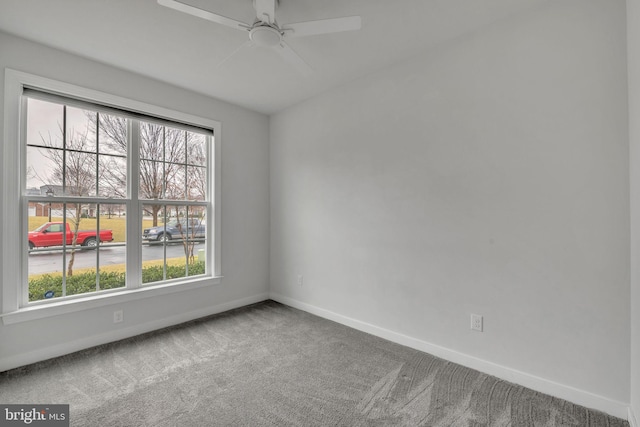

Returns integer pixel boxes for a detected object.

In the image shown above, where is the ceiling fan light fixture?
[250,25,282,47]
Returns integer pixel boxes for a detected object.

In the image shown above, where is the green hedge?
[29,262,206,302]
[141,262,205,284]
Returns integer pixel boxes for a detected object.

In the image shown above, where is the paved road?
[28,242,205,275]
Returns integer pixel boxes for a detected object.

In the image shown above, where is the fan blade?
[216,41,253,68]
[158,0,250,31]
[282,16,361,38]
[275,42,313,76]
[254,0,276,25]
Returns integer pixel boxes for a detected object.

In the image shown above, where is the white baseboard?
[270,293,630,420]
[630,407,639,427]
[0,292,269,373]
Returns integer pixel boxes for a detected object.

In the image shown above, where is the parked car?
[142,219,206,242]
[28,222,114,250]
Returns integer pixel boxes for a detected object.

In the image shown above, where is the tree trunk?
[152,205,161,226]
[67,204,82,277]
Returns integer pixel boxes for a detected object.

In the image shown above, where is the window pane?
[26,98,63,149]
[187,166,206,201]
[99,154,126,198]
[186,205,207,277]
[165,164,186,200]
[94,203,126,292]
[66,107,97,153]
[187,133,206,166]
[28,215,66,302]
[139,159,164,200]
[65,152,97,196]
[140,122,164,162]
[142,204,168,284]
[65,219,99,297]
[64,107,99,197]
[26,146,62,192]
[165,127,187,165]
[98,113,127,156]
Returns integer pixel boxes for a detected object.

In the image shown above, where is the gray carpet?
[0,301,628,426]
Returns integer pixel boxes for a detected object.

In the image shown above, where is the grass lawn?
[29,216,157,243]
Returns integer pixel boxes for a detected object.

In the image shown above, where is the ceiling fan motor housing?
[250,25,282,47]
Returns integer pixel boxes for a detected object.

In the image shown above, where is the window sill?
[0,276,222,325]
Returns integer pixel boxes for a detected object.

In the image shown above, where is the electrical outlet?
[470,314,483,332]
[297,275,304,286]
[113,309,123,324]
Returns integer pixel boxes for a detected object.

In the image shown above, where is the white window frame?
[1,69,222,325]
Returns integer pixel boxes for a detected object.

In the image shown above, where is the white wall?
[0,32,270,367]
[628,0,640,423]
[271,0,630,415]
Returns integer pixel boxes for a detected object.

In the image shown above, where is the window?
[2,70,221,322]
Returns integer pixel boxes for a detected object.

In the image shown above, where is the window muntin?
[23,93,212,305]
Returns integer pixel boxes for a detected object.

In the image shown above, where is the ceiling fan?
[158,0,362,75]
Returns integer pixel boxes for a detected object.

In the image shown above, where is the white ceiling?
[0,0,549,114]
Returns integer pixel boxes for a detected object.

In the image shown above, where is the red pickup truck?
[28,222,114,250]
